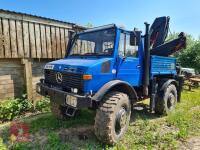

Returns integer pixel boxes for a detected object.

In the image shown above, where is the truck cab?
[37,18,185,145]
[43,25,143,94]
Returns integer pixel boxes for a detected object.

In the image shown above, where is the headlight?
[71,88,78,93]
[66,95,77,107]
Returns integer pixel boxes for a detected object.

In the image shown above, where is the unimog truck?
[36,16,186,144]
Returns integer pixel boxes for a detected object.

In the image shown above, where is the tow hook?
[65,106,77,117]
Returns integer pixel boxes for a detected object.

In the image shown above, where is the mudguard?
[92,80,138,101]
[159,78,183,102]
[160,79,178,91]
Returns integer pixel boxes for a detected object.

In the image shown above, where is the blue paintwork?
[44,25,177,95]
[150,55,177,78]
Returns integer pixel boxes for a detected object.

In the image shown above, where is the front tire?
[94,91,131,145]
[155,84,177,115]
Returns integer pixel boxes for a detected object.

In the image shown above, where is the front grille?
[44,70,83,94]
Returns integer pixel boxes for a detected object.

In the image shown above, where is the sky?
[0,0,200,38]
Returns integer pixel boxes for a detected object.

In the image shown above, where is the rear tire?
[94,91,131,145]
[155,84,177,115]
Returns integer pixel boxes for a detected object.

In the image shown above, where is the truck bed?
[150,55,177,78]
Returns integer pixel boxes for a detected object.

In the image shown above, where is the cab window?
[118,33,138,57]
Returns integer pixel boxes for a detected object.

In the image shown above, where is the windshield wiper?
[83,52,101,56]
[70,54,82,56]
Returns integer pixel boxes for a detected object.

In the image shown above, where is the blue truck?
[36,16,186,144]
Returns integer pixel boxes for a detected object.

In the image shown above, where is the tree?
[178,41,200,72]
[85,23,93,28]
[167,32,200,72]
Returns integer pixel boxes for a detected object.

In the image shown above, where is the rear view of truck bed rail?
[151,55,176,77]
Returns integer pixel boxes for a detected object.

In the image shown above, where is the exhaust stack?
[143,22,150,96]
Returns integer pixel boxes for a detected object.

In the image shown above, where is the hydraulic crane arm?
[149,16,170,49]
[149,16,186,56]
[150,32,186,56]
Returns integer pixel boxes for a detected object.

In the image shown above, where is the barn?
[0,9,84,101]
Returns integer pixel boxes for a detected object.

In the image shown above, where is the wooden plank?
[55,27,61,58]
[77,40,81,54]
[16,20,24,58]
[51,26,57,58]
[85,41,88,53]
[21,58,33,101]
[9,20,18,58]
[45,26,52,58]
[0,18,4,58]
[190,78,200,82]
[40,25,47,58]
[60,28,66,57]
[64,29,69,53]
[23,22,30,58]
[29,22,36,58]
[0,11,73,29]
[2,18,11,58]
[35,24,41,58]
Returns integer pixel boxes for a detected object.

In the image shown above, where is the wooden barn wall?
[0,59,53,101]
[0,10,85,101]
[0,17,72,59]
[0,59,24,100]
[32,60,47,100]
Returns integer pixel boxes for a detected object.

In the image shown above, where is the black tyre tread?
[94,91,129,145]
[155,84,177,115]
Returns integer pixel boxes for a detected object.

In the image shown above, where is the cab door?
[116,32,142,86]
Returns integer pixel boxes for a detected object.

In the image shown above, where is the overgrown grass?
[28,109,95,133]
[0,88,200,150]
[166,88,200,138]
[116,88,200,149]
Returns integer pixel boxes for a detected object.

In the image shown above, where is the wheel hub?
[117,108,127,128]
[168,93,175,110]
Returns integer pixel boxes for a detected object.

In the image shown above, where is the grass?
[28,109,95,133]
[0,88,200,150]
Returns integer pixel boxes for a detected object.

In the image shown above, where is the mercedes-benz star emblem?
[56,72,63,84]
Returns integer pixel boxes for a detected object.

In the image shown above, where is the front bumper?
[36,82,93,109]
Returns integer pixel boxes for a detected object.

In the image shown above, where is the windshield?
[69,28,115,56]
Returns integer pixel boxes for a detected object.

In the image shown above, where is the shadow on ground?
[131,103,159,122]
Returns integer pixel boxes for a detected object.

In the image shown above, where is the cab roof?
[79,24,134,34]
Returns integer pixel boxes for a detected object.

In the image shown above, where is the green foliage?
[0,98,33,121]
[0,95,50,122]
[35,97,50,112]
[178,42,200,72]
[166,88,200,138]
[29,109,95,133]
[11,132,71,150]
[46,132,69,150]
[85,23,93,28]
[11,143,33,150]
[167,32,200,72]
[1,89,200,149]
[0,138,7,150]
